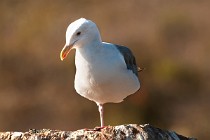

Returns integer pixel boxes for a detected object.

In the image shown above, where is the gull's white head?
[60,18,101,61]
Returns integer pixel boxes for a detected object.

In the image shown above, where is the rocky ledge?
[0,124,196,140]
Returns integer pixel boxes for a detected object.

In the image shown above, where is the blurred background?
[0,0,209,139]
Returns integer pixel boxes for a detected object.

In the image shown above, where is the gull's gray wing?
[115,45,139,77]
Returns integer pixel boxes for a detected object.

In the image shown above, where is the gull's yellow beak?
[60,44,73,61]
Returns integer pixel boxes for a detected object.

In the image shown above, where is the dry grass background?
[0,0,209,139]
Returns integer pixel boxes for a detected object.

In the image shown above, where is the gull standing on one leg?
[60,18,140,127]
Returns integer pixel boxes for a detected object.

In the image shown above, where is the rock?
[0,124,196,140]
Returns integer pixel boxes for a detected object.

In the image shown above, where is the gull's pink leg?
[84,103,105,131]
[97,103,104,127]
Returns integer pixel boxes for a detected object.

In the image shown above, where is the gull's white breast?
[74,43,140,104]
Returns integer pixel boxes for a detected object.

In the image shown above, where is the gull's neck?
[76,39,102,63]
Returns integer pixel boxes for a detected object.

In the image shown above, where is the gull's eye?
[76,31,81,36]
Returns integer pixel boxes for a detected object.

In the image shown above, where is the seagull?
[60,18,140,127]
